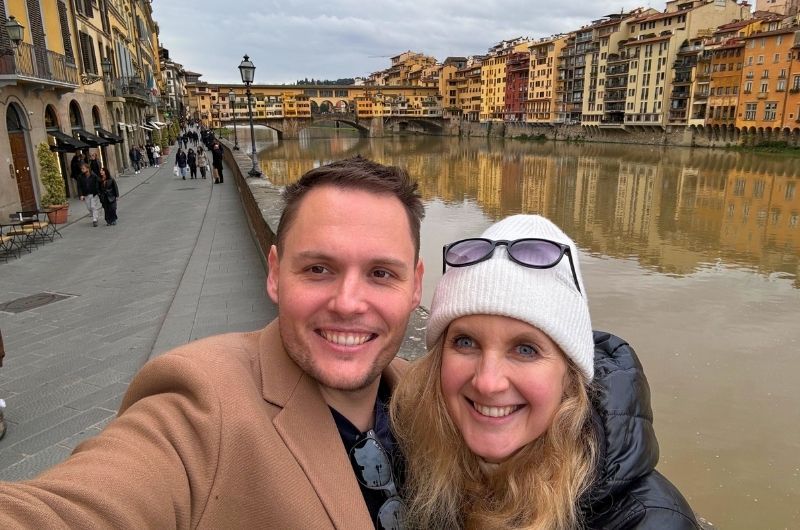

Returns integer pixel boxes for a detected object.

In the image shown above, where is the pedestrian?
[175,147,188,180]
[0,329,6,441]
[211,141,224,183]
[153,144,161,167]
[98,167,120,226]
[0,157,425,528]
[70,152,84,181]
[128,146,140,174]
[77,162,100,227]
[197,147,209,180]
[145,143,155,167]
[187,148,197,179]
[392,214,699,530]
[88,152,101,179]
[139,146,148,168]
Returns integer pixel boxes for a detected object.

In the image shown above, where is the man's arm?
[0,354,222,529]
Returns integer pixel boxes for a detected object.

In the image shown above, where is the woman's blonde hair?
[390,335,597,530]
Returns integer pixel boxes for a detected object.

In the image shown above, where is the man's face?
[81,165,89,175]
[267,185,423,392]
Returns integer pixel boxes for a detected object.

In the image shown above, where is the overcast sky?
[153,0,658,84]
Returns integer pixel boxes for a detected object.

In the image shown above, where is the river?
[247,126,799,530]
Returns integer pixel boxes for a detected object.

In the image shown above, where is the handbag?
[173,166,179,177]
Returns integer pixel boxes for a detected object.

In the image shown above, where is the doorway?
[6,105,37,210]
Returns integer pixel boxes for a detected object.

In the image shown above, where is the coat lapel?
[258,322,374,530]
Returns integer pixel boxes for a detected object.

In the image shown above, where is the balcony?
[757,92,768,99]
[113,77,155,105]
[0,42,78,90]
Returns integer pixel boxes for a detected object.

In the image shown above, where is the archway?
[45,105,73,198]
[6,104,37,210]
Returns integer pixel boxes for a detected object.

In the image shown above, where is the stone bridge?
[247,113,445,139]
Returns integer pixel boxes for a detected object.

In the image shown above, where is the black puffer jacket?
[582,332,700,529]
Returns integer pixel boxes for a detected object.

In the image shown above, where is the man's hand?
[80,196,85,200]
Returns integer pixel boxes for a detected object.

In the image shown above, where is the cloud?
[153,0,646,83]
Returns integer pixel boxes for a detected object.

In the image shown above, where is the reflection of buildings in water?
[259,136,799,281]
[721,171,800,270]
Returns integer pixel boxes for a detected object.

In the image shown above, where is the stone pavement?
[0,147,276,480]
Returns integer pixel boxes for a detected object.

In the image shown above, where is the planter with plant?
[37,142,69,224]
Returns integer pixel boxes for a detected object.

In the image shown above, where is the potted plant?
[37,142,69,224]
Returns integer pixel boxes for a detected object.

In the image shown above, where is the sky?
[151,0,657,85]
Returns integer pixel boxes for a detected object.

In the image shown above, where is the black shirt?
[330,380,404,529]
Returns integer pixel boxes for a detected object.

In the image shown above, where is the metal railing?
[0,42,78,86]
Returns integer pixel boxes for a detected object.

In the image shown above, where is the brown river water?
[253,130,800,530]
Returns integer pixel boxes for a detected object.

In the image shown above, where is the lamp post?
[228,89,239,150]
[101,56,112,94]
[238,54,262,177]
[1,16,24,56]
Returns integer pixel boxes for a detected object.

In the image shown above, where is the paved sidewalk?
[0,146,276,480]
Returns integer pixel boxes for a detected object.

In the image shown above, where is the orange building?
[706,41,744,127]
[783,40,800,129]
[736,26,797,131]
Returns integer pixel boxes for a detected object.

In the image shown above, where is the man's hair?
[276,157,425,259]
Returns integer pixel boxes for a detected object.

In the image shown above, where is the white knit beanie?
[426,215,594,381]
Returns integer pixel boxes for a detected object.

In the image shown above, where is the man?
[77,162,101,227]
[0,157,425,529]
[88,152,101,177]
[128,145,141,174]
[211,141,224,183]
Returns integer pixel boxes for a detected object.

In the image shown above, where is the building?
[736,23,800,131]
[160,47,187,123]
[755,0,800,15]
[527,36,566,123]
[480,38,530,121]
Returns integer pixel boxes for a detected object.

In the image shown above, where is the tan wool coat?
[0,321,406,529]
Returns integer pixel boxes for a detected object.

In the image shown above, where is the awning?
[150,120,167,126]
[74,128,110,147]
[48,130,89,153]
[96,127,124,144]
[146,122,161,130]
[140,124,155,131]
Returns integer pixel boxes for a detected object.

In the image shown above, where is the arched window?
[6,105,23,132]
[45,105,60,130]
[92,106,102,128]
[69,101,83,130]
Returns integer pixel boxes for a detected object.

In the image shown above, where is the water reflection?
[261,136,800,288]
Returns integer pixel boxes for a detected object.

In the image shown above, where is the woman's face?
[440,314,568,463]
[99,169,106,178]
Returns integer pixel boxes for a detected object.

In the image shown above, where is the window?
[744,102,757,120]
[57,0,76,64]
[778,80,786,91]
[786,182,796,200]
[733,179,746,196]
[764,102,777,120]
[753,180,765,198]
[757,55,764,64]
[745,81,752,93]
[78,31,98,74]
[761,82,768,93]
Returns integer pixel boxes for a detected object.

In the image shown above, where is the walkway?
[0,147,276,480]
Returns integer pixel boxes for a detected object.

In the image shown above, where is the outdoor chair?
[13,211,55,243]
[0,223,23,261]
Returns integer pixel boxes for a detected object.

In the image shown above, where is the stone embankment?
[437,118,800,150]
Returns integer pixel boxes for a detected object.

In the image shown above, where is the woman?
[391,215,699,530]
[197,147,209,179]
[98,167,119,226]
[153,144,161,167]
[187,148,197,179]
[175,147,188,180]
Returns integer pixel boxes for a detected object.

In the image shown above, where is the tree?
[37,142,66,207]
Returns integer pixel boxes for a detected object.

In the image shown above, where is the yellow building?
[480,38,530,122]
[451,58,484,122]
[527,36,566,123]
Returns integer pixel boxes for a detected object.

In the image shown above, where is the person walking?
[70,152,84,181]
[153,144,161,167]
[145,143,155,167]
[128,146,140,174]
[88,152,101,178]
[175,147,188,180]
[77,162,101,227]
[211,141,224,184]
[197,147,209,180]
[187,148,197,179]
[98,167,120,226]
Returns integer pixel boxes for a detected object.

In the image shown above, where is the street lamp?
[238,54,261,177]
[1,16,24,56]
[101,56,112,94]
[228,89,239,150]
